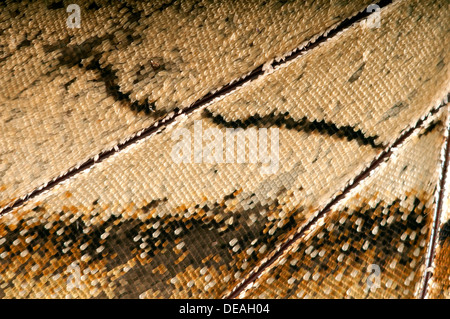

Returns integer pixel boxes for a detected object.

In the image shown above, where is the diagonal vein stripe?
[0,0,378,210]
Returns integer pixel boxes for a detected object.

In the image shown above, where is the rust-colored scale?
[240,110,448,299]
[0,193,308,298]
[429,233,450,298]
[244,196,433,298]
[0,109,447,299]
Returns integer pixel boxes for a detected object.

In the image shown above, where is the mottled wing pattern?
[0,0,375,210]
[240,108,448,298]
[0,0,449,299]
[428,157,450,299]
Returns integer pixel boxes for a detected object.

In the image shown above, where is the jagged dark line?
[85,60,158,115]
[203,109,384,149]
[0,0,393,216]
[226,102,449,299]
[41,2,157,115]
